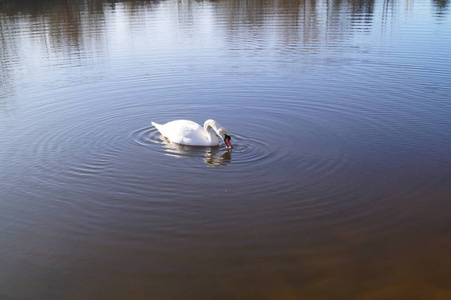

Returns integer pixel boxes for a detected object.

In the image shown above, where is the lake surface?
[1,0,450,298]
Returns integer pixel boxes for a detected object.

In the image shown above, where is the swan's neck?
[204,125,217,143]
[204,119,227,136]
[203,119,224,144]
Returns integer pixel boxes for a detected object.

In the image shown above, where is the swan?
[151,119,232,148]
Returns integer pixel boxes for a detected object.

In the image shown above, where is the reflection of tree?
[0,0,382,62]
[0,0,439,97]
[1,0,104,58]
[0,14,15,111]
[210,0,377,58]
[348,0,375,30]
[0,0,170,59]
[432,0,449,17]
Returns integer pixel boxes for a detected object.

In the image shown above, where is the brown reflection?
[0,0,379,37]
[0,0,106,57]
[0,14,15,111]
[0,0,167,69]
[0,0,393,69]
[0,0,161,15]
[205,0,379,58]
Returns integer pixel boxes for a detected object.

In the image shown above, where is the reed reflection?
[0,0,389,104]
[0,0,165,70]
[0,0,387,61]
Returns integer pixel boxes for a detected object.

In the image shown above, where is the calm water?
[1,0,451,298]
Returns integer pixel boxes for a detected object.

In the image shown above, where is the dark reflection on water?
[1,0,451,298]
[433,0,450,17]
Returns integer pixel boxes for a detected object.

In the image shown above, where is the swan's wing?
[152,120,212,145]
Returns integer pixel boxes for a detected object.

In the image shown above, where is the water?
[1,0,450,298]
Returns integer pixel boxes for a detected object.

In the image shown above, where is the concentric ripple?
[130,125,274,167]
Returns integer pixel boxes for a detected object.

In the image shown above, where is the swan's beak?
[224,135,232,148]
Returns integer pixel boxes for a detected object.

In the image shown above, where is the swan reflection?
[204,150,231,167]
[159,137,232,167]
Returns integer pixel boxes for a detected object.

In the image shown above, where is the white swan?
[151,119,232,148]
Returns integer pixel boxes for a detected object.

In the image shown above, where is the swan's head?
[224,134,232,149]
[216,128,232,149]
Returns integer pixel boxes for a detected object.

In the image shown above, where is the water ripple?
[130,125,275,168]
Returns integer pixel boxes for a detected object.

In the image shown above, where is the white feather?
[151,119,231,147]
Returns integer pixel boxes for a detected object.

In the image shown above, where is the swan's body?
[151,119,232,148]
